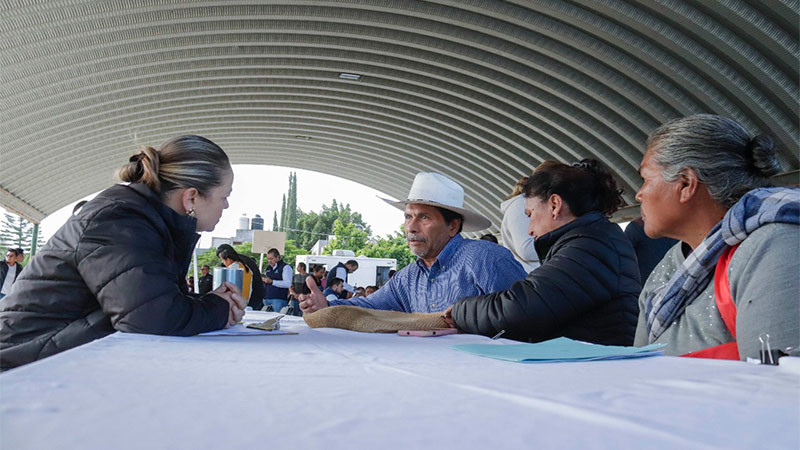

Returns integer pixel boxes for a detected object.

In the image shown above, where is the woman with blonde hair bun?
[0,135,246,370]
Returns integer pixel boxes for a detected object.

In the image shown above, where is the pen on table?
[491,329,506,340]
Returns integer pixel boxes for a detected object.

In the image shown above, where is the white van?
[295,252,397,288]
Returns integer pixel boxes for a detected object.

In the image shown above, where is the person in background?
[300,172,526,314]
[187,276,195,294]
[445,159,640,346]
[633,114,799,360]
[326,260,358,299]
[365,285,377,296]
[198,264,213,295]
[217,244,264,311]
[479,234,498,243]
[624,217,677,283]
[286,262,308,316]
[307,264,324,289]
[0,135,246,370]
[500,176,541,273]
[0,249,23,300]
[354,286,366,297]
[14,248,25,266]
[322,278,344,302]
[262,248,293,312]
[387,269,396,280]
[294,264,325,305]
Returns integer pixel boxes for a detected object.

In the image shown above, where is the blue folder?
[453,337,666,363]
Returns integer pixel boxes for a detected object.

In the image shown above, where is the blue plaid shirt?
[329,235,527,313]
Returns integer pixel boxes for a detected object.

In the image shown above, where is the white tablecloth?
[1,313,798,449]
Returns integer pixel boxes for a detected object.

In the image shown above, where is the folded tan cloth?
[303,305,450,333]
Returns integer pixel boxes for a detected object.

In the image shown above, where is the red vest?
[681,244,741,360]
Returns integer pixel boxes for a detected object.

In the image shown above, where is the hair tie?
[571,161,590,170]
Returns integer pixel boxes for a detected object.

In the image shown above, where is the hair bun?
[746,134,781,178]
[117,146,162,192]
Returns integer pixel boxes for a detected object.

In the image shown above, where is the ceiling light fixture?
[338,73,362,80]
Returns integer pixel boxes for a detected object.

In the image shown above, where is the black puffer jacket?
[451,212,640,345]
[0,183,230,370]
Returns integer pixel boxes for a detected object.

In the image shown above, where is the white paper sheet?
[195,323,296,336]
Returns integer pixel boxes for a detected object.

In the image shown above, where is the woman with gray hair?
[633,114,799,361]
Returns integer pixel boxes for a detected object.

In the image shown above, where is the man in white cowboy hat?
[299,172,526,314]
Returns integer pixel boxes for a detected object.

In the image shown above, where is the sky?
[7,165,407,250]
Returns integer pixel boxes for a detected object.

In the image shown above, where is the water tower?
[251,214,264,230]
[238,214,250,231]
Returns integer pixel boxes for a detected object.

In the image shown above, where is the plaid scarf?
[646,187,800,343]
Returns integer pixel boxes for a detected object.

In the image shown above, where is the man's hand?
[442,305,456,329]
[299,289,329,314]
[212,281,247,326]
[262,276,273,285]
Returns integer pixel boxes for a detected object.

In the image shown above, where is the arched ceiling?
[1,0,798,235]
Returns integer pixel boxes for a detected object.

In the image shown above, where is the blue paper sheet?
[452,337,666,363]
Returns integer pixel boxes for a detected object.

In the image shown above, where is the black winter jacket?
[451,212,640,345]
[0,183,230,370]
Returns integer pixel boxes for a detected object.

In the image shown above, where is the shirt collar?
[415,234,463,271]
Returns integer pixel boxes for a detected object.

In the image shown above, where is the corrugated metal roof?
[1,0,797,233]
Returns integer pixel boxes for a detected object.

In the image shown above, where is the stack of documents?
[453,337,666,363]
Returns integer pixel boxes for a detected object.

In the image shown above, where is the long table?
[1,313,798,449]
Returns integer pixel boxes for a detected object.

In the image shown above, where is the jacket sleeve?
[76,204,229,336]
[451,235,620,340]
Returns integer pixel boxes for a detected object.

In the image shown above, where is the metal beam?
[0,186,45,224]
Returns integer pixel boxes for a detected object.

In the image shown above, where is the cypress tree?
[288,172,298,230]
[280,194,287,230]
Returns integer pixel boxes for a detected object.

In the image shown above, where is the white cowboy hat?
[381,172,491,232]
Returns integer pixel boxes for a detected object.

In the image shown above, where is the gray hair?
[646,114,781,208]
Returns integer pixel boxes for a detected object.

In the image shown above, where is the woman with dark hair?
[216,243,264,311]
[0,135,246,370]
[444,159,640,345]
[633,115,799,360]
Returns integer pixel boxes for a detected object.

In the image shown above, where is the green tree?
[361,227,416,269]
[324,219,369,254]
[0,212,44,256]
[287,200,370,252]
[272,211,279,231]
[279,194,287,230]
[287,172,298,239]
[282,240,303,267]
[193,247,222,276]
